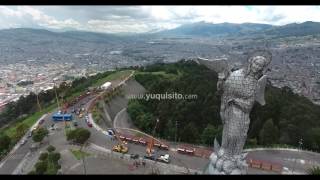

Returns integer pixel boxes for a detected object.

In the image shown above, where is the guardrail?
[247,159,282,173]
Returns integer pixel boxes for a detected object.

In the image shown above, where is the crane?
[146,118,159,158]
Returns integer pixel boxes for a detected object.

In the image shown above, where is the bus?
[52,113,73,121]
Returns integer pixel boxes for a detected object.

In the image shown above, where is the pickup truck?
[157,154,170,163]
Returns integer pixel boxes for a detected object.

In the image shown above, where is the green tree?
[48,152,61,163]
[305,128,320,151]
[47,145,56,153]
[246,138,258,147]
[0,134,11,154]
[39,152,48,161]
[181,122,200,144]
[75,128,91,145]
[259,119,279,145]
[35,161,47,174]
[32,127,49,143]
[201,124,219,146]
[66,128,91,145]
[15,123,28,140]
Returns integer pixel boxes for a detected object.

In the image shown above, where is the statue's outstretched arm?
[195,57,229,74]
[193,57,230,91]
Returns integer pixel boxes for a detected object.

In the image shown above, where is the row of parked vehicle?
[176,147,196,155]
[129,153,170,164]
[85,115,93,127]
[118,135,169,151]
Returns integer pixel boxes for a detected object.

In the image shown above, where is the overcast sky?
[0,6,320,33]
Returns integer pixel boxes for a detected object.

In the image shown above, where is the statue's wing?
[255,75,268,106]
[196,57,229,74]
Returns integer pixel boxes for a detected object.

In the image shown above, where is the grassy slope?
[92,70,133,87]
[70,149,90,160]
[2,103,57,138]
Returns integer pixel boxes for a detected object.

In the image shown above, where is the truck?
[112,144,128,153]
[157,154,170,163]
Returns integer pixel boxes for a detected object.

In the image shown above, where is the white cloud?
[0,6,320,33]
[87,19,150,33]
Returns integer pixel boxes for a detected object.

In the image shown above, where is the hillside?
[154,22,273,37]
[128,60,320,151]
[154,21,320,38]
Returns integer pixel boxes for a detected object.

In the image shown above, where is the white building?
[101,82,112,90]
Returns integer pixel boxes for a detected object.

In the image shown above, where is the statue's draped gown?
[220,69,257,158]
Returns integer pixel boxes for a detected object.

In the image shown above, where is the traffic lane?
[0,112,54,174]
[0,140,32,174]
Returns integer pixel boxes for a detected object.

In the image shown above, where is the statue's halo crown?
[247,50,272,66]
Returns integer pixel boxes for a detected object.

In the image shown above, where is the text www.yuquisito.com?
[126,92,198,101]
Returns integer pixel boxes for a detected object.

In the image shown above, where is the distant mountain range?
[153,21,320,38]
[1,21,320,66]
[1,21,320,43]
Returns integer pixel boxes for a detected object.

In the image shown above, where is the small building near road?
[101,82,112,90]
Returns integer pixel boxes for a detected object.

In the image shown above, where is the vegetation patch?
[66,128,91,145]
[128,60,320,152]
[92,70,133,87]
[29,145,61,175]
[70,149,91,160]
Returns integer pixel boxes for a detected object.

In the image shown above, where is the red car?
[39,119,45,125]
[160,144,169,150]
[87,122,93,128]
[139,138,147,145]
[119,135,125,140]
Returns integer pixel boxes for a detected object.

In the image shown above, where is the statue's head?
[246,50,272,77]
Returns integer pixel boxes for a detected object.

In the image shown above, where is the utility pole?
[153,118,159,137]
[36,89,42,112]
[54,82,60,110]
[81,144,87,174]
[175,120,178,144]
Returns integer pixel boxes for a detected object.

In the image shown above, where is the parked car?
[39,119,45,124]
[130,154,139,159]
[27,132,32,138]
[87,122,93,128]
[144,155,156,161]
[139,138,147,145]
[49,124,55,130]
[20,139,27,146]
[160,144,169,150]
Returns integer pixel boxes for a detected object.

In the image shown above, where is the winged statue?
[194,50,272,174]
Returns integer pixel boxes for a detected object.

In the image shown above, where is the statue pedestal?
[204,152,248,175]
